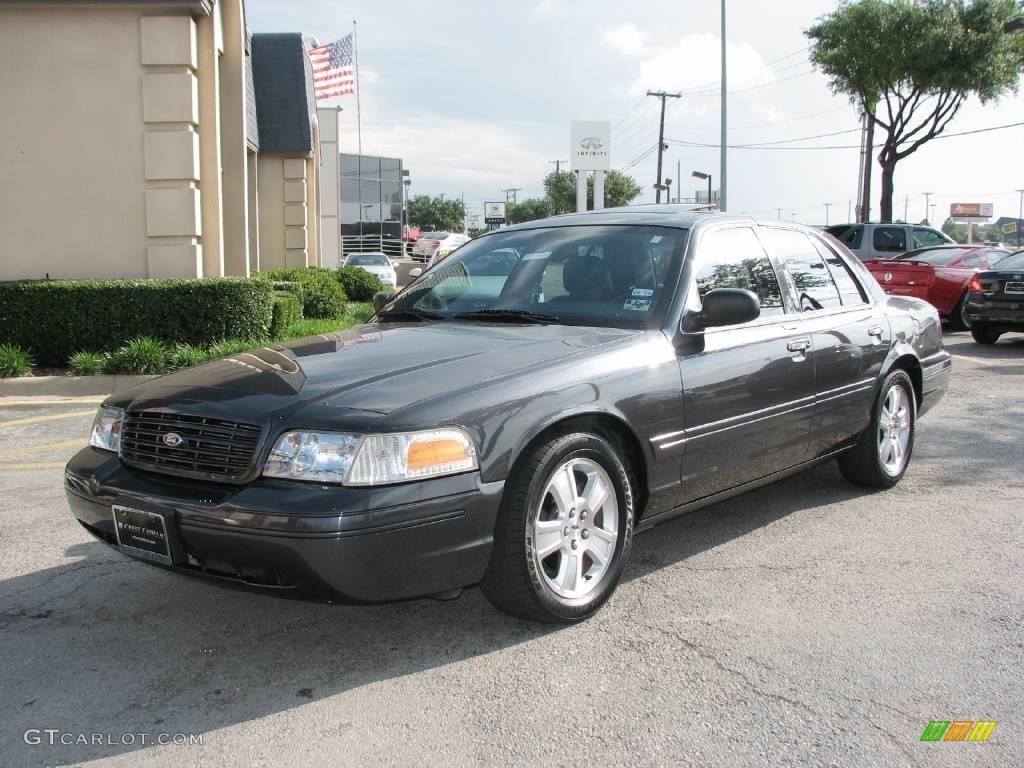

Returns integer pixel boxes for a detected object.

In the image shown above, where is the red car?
[865,245,1010,329]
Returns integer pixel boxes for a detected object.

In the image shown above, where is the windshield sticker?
[631,287,654,297]
[523,251,551,261]
[650,235,663,244]
[623,298,652,312]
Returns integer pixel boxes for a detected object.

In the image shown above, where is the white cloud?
[627,33,775,98]
[601,22,648,57]
[533,0,561,14]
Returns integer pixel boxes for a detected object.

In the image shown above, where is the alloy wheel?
[877,384,911,476]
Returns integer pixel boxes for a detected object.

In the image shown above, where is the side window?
[959,253,983,268]
[838,225,863,248]
[763,228,842,311]
[873,227,907,253]
[913,228,947,249]
[694,228,784,318]
[811,238,868,306]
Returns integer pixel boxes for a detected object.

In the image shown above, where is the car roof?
[498,205,757,234]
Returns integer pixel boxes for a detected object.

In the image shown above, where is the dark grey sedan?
[66,208,951,623]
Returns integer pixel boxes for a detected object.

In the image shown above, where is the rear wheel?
[480,431,633,623]
[949,293,970,331]
[838,370,916,489]
[971,324,1001,345]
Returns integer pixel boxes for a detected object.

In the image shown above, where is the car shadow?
[0,461,870,766]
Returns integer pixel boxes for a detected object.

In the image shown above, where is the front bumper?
[65,447,502,603]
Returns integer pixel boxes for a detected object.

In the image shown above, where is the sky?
[247,0,1024,228]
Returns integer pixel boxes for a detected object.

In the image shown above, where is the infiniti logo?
[162,432,184,447]
[579,137,603,150]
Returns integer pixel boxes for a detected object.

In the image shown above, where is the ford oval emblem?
[883,272,893,282]
[162,432,184,447]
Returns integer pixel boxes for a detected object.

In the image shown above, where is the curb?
[0,375,158,397]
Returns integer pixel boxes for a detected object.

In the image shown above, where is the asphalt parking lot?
[0,332,1021,768]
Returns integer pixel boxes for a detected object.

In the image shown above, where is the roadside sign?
[484,202,506,224]
[950,202,994,219]
[570,120,611,172]
[1002,221,1018,235]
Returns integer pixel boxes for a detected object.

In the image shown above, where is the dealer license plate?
[112,505,173,565]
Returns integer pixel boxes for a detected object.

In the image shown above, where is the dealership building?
[0,0,328,281]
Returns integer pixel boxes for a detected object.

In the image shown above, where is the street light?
[664,178,673,203]
[692,170,712,207]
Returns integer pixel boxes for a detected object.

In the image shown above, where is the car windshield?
[997,251,1024,270]
[898,247,973,265]
[384,225,688,329]
[423,232,450,240]
[347,254,390,266]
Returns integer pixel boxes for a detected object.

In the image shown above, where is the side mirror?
[408,267,423,278]
[696,288,760,328]
[372,291,395,313]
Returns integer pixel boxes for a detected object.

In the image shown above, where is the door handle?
[868,326,884,337]
[787,339,812,353]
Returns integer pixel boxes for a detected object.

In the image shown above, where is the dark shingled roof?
[251,33,316,154]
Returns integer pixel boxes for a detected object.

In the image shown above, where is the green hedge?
[270,292,303,336]
[261,267,347,319]
[337,266,386,301]
[0,278,274,367]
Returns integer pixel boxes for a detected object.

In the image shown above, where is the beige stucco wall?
[256,156,287,270]
[0,6,150,280]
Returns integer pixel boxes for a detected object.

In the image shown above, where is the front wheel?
[837,370,916,488]
[480,431,634,623]
[971,324,1001,345]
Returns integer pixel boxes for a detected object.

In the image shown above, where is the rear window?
[826,225,863,249]
[423,232,450,240]
[873,227,906,253]
[900,248,972,265]
[347,254,390,266]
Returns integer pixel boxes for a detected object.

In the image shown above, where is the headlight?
[90,406,124,452]
[262,427,477,485]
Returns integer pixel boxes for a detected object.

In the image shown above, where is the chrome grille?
[120,411,263,481]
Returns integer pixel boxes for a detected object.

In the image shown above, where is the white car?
[342,252,397,288]
[410,232,470,263]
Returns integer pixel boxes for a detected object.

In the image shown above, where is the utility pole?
[904,195,909,223]
[548,160,567,174]
[923,192,932,224]
[848,199,852,223]
[777,208,782,220]
[646,89,681,203]
[503,187,521,204]
[720,0,728,212]
[824,202,831,226]
[1017,188,1024,247]
[676,160,681,203]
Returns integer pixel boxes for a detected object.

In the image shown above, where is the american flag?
[309,34,356,100]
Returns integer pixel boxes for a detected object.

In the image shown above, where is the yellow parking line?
[0,409,95,429]
[0,462,67,470]
[0,438,85,459]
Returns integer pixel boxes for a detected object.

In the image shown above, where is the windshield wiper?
[376,307,445,322]
[453,308,561,324]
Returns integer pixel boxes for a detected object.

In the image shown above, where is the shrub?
[103,337,168,375]
[271,280,305,304]
[337,266,386,302]
[68,351,106,376]
[261,268,347,319]
[270,293,303,337]
[0,344,33,377]
[0,278,274,367]
[167,343,207,371]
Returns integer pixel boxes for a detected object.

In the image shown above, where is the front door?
[673,225,817,505]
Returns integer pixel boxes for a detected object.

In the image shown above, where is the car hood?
[115,322,639,423]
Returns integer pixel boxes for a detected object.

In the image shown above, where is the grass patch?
[0,344,34,377]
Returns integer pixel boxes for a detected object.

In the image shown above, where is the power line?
[665,119,1024,151]
[618,143,658,172]
[611,94,650,132]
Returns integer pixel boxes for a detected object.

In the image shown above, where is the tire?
[480,431,634,623]
[971,324,1001,345]
[837,369,916,489]
[949,293,970,331]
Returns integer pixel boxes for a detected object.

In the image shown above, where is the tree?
[542,169,644,214]
[807,0,1024,222]
[406,195,465,232]
[506,198,553,224]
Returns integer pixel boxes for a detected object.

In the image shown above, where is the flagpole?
[353,19,362,159]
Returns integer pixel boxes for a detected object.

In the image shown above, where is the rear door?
[673,225,816,505]
[762,227,891,457]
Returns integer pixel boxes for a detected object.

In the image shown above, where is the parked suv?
[825,223,954,261]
